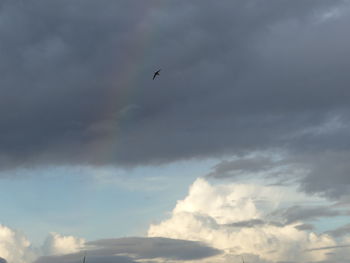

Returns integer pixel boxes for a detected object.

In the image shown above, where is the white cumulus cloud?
[148,178,350,262]
[0,224,85,263]
[0,224,36,263]
[42,232,85,256]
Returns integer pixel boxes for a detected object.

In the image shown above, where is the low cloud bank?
[2,179,350,263]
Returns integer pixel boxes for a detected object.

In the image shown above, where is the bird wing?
[153,69,161,80]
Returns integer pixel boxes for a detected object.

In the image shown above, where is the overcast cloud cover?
[0,0,348,166]
[0,0,348,198]
[1,0,350,262]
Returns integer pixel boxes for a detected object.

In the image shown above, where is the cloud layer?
[35,237,221,263]
[0,0,349,171]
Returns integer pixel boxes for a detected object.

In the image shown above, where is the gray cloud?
[206,156,280,179]
[87,237,221,260]
[225,206,340,230]
[0,258,7,263]
[226,219,267,228]
[305,244,350,252]
[207,150,350,198]
[225,219,284,228]
[35,237,221,263]
[272,205,342,224]
[35,254,137,263]
[0,0,349,201]
[298,152,350,198]
[326,223,350,238]
[294,223,314,231]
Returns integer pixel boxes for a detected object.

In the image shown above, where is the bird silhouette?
[153,69,161,80]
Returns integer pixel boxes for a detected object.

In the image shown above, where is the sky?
[0,0,350,262]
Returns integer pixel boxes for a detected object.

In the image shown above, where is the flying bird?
[153,69,161,80]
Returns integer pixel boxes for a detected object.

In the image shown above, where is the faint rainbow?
[88,0,164,165]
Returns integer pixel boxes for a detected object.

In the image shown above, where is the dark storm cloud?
[35,237,221,263]
[0,0,350,194]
